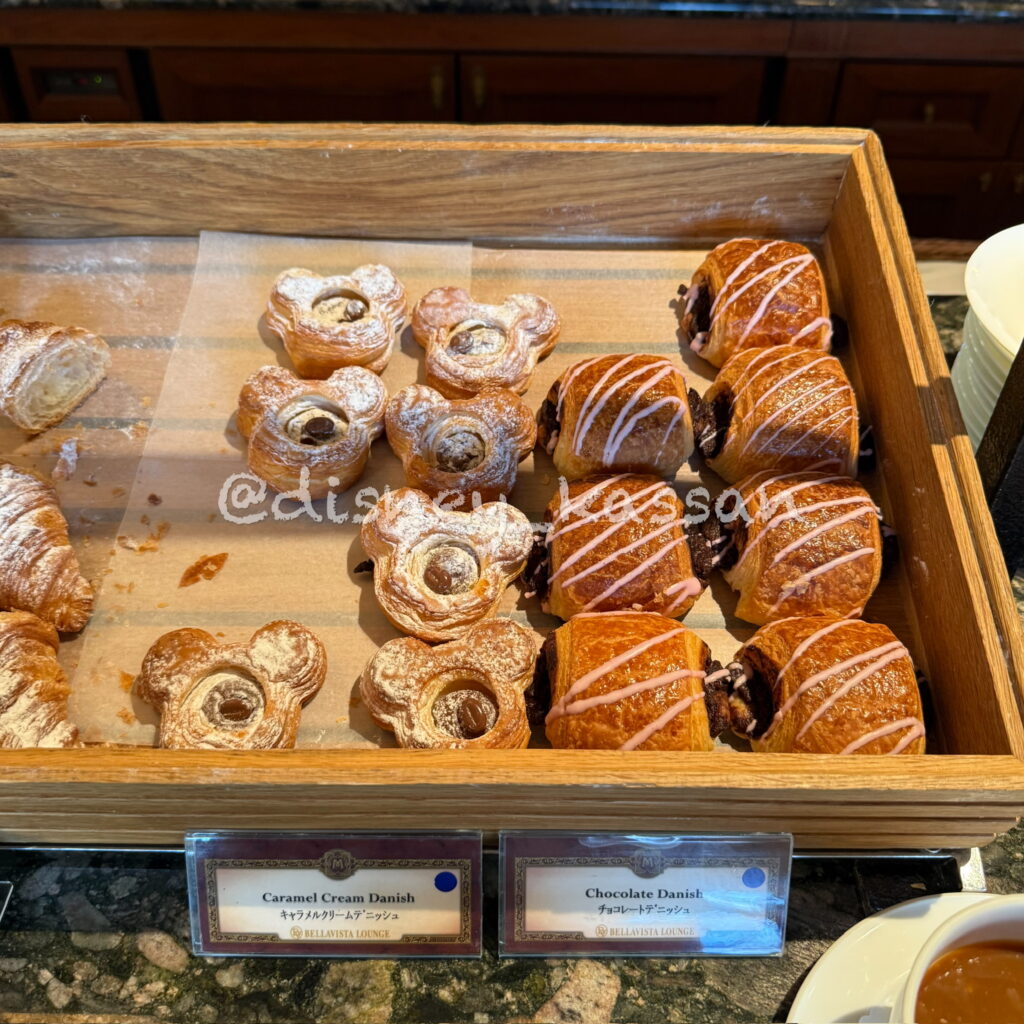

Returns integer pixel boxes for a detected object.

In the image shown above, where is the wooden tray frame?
[0,123,1022,850]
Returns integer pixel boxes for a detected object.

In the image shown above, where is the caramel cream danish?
[359,619,539,749]
[537,354,694,482]
[722,471,884,625]
[237,364,387,499]
[542,612,730,751]
[385,384,536,504]
[266,265,407,378]
[729,616,926,755]
[692,345,859,484]
[681,239,832,369]
[136,620,327,750]
[359,487,533,642]
[411,287,560,399]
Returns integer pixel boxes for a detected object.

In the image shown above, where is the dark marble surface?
[0,0,1021,21]
[930,295,969,362]
[0,847,1005,1023]
[0,291,1021,1024]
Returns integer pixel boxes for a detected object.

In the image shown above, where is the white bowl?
[892,894,1024,1023]
[951,223,1024,448]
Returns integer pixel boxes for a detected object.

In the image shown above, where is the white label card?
[186,831,482,957]
[500,832,792,957]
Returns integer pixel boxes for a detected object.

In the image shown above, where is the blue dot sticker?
[434,871,458,893]
[742,867,766,889]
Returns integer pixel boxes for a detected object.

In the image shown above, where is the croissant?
[543,611,727,751]
[537,354,694,482]
[0,463,92,632]
[136,620,327,750]
[0,319,110,433]
[681,240,832,369]
[266,265,407,378]
[0,610,78,748]
[728,616,926,755]
[237,364,387,499]
[411,287,560,399]
[360,487,533,642]
[385,384,536,504]
[359,619,538,749]
[534,474,710,620]
[693,346,859,484]
[722,471,883,625]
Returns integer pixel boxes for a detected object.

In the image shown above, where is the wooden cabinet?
[12,46,141,121]
[887,158,1018,240]
[460,55,765,125]
[834,62,1024,160]
[150,49,455,122]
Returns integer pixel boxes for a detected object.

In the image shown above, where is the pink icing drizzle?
[839,716,924,755]
[710,241,787,317]
[580,538,695,612]
[735,255,815,347]
[761,634,904,741]
[795,644,910,741]
[765,546,875,617]
[545,625,687,724]
[768,502,877,568]
[559,669,704,719]
[550,486,676,583]
[619,693,703,751]
[560,516,685,589]
[547,479,667,545]
[571,355,643,455]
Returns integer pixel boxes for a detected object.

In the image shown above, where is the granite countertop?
[0,0,1021,21]
[0,290,1021,1024]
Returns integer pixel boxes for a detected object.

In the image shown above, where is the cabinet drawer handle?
[923,101,936,124]
[430,65,445,114]
[472,66,487,110]
[1015,172,1024,196]
[979,171,993,194]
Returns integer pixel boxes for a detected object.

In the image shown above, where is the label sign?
[186,831,482,957]
[500,832,791,957]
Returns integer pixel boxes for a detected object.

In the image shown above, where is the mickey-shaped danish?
[136,620,327,750]
[385,384,536,504]
[359,619,538,749]
[266,265,407,378]
[359,488,533,642]
[411,287,560,399]
[237,365,387,499]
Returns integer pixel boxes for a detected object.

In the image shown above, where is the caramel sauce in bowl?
[915,942,1024,1024]
[895,896,1024,1023]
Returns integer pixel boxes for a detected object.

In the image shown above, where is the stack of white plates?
[951,223,1024,449]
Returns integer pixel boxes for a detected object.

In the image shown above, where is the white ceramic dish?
[952,223,1024,449]
[787,892,994,1024]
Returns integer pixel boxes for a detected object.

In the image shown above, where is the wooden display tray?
[0,123,1022,850]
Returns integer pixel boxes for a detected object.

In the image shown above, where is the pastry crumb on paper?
[179,552,229,588]
[51,437,81,481]
[117,521,170,553]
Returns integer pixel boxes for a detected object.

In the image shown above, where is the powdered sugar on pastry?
[0,319,110,433]
[0,462,93,632]
[385,384,536,504]
[0,610,79,748]
[360,488,533,642]
[359,619,538,749]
